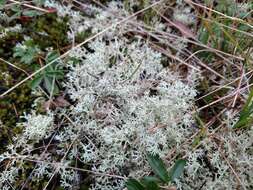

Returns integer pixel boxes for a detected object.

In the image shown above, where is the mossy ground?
[0,13,69,151]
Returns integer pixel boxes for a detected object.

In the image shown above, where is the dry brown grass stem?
[0,58,29,76]
[231,69,244,108]
[8,0,51,13]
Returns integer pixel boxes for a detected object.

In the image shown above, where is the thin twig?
[231,68,244,107]
[0,58,29,76]
[8,0,51,13]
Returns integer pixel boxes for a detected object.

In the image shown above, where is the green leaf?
[13,41,40,64]
[147,154,169,183]
[33,0,46,6]
[169,159,186,181]
[126,179,145,190]
[44,77,53,93]
[0,0,6,10]
[45,71,64,79]
[29,75,43,89]
[141,177,160,190]
[141,176,160,183]
[234,88,253,129]
[10,5,21,13]
[144,181,159,190]
[46,51,60,63]
[44,77,59,95]
[198,26,209,45]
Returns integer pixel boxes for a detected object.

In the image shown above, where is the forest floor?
[0,0,252,190]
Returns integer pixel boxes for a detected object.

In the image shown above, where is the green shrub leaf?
[169,159,186,181]
[233,88,253,129]
[46,51,60,63]
[147,154,169,182]
[141,176,160,190]
[0,0,6,9]
[29,75,43,89]
[126,179,145,190]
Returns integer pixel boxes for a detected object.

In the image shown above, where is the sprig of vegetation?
[29,51,64,95]
[13,39,41,64]
[12,38,64,95]
[0,0,45,22]
[126,154,186,190]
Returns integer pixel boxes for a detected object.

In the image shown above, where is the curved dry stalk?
[185,49,228,80]
[0,58,29,76]
[149,41,200,71]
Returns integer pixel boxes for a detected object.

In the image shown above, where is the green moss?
[23,13,70,49]
[0,62,35,152]
[0,13,71,154]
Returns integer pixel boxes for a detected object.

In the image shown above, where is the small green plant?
[126,154,186,190]
[13,39,41,64]
[29,51,64,95]
[12,38,64,95]
[0,0,44,22]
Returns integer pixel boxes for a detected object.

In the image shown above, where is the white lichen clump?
[21,112,54,141]
[63,36,196,189]
[0,112,54,190]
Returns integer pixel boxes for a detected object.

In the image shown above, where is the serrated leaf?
[13,43,40,64]
[169,159,186,181]
[126,179,145,190]
[147,154,169,182]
